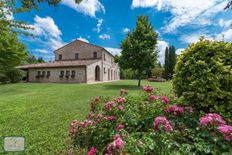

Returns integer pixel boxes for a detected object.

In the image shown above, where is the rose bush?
[68,85,232,155]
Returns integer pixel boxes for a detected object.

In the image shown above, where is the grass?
[0,80,172,154]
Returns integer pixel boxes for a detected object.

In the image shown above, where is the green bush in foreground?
[173,39,232,123]
[68,86,232,155]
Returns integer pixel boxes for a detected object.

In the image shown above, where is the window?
[46,71,50,78]
[104,67,106,74]
[36,71,40,78]
[71,70,75,78]
[104,54,106,61]
[41,71,45,77]
[66,71,70,78]
[93,52,97,58]
[75,53,79,59]
[58,54,62,60]
[60,71,64,78]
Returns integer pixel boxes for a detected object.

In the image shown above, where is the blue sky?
[14,0,232,63]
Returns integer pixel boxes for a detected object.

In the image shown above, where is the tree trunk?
[138,69,141,86]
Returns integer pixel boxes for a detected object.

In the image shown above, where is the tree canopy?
[118,16,158,86]
[14,0,82,10]
[0,24,28,82]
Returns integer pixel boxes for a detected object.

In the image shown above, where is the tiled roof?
[17,59,100,69]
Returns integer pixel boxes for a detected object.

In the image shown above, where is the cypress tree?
[169,45,176,79]
[164,47,169,80]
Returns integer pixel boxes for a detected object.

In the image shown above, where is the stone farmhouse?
[18,40,120,83]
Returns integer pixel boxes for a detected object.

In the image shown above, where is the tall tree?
[164,47,169,79]
[0,0,28,82]
[169,45,176,77]
[119,16,158,86]
[0,24,27,82]
[164,45,176,80]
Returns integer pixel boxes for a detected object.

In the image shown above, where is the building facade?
[18,40,120,83]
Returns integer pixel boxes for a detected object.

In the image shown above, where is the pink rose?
[106,134,125,154]
[143,85,153,93]
[104,116,117,121]
[149,95,159,100]
[69,120,79,138]
[104,101,115,111]
[218,125,232,141]
[116,124,124,132]
[118,105,124,111]
[95,96,101,102]
[165,104,184,115]
[200,113,226,127]
[117,97,125,104]
[154,116,173,132]
[87,147,97,155]
[161,96,169,104]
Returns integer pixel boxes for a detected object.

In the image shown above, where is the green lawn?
[0,80,172,154]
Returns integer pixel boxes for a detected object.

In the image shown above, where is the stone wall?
[102,51,120,81]
[86,60,102,83]
[28,67,86,83]
[55,41,103,61]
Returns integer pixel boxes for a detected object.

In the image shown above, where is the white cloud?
[34,49,50,53]
[61,0,105,17]
[180,28,232,44]
[93,18,103,33]
[123,28,130,33]
[176,48,185,55]
[156,40,169,64]
[216,29,232,42]
[131,0,227,33]
[132,0,163,9]
[180,33,213,44]
[99,34,111,39]
[31,15,62,39]
[104,47,122,56]
[219,19,232,28]
[29,15,65,51]
[77,36,89,43]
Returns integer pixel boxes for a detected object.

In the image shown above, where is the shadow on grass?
[103,84,140,91]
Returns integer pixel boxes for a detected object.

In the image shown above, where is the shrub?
[68,86,232,154]
[151,67,164,78]
[148,77,166,82]
[0,68,25,83]
[173,39,232,123]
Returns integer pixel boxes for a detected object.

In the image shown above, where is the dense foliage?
[151,67,164,78]
[173,39,232,123]
[69,86,232,155]
[164,45,176,80]
[118,16,158,86]
[0,0,29,83]
[0,25,27,83]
